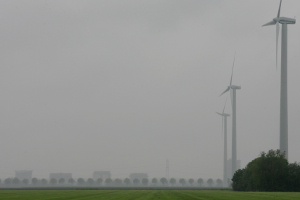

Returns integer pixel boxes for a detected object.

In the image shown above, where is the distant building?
[227,159,241,180]
[93,171,111,181]
[15,170,32,181]
[129,173,148,181]
[49,173,72,181]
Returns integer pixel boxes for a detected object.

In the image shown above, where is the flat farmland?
[0,190,300,200]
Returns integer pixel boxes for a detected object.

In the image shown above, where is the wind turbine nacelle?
[230,85,241,89]
[274,17,296,24]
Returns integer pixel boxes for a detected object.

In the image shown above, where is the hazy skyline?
[0,0,300,180]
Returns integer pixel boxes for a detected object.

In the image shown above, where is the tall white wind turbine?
[220,56,240,178]
[263,0,295,160]
[216,98,230,187]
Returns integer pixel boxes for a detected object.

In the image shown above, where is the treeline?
[232,149,300,191]
[0,177,225,187]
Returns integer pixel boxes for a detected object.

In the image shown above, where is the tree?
[41,179,48,185]
[133,178,140,185]
[58,178,65,185]
[22,179,29,185]
[232,149,289,191]
[170,178,176,186]
[97,178,103,185]
[77,178,85,186]
[216,179,223,187]
[50,178,57,185]
[124,178,130,185]
[68,178,75,185]
[87,178,94,186]
[287,162,300,192]
[160,177,168,186]
[207,178,214,187]
[4,178,12,185]
[197,178,204,187]
[105,178,112,185]
[142,178,148,186]
[12,178,20,185]
[179,178,186,186]
[32,178,38,185]
[151,178,157,186]
[115,178,122,185]
[188,179,194,186]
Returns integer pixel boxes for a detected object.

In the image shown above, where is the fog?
[0,0,300,181]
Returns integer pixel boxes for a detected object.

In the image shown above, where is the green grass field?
[0,190,299,200]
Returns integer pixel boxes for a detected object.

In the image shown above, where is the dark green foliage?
[124,178,130,185]
[133,178,140,185]
[32,178,38,185]
[77,178,85,185]
[160,177,168,185]
[22,179,29,185]
[232,149,300,191]
[197,178,203,186]
[58,178,65,184]
[170,178,176,186]
[151,178,157,185]
[68,178,75,185]
[12,178,20,185]
[141,178,148,186]
[188,179,194,186]
[207,178,214,187]
[41,179,48,185]
[96,178,103,185]
[287,162,300,192]
[179,178,186,186]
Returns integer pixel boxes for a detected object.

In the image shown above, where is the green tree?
[133,178,140,185]
[105,178,112,185]
[124,178,130,185]
[207,178,214,187]
[216,179,223,187]
[12,178,20,185]
[41,179,48,185]
[68,178,75,185]
[97,178,103,185]
[4,178,12,185]
[151,178,157,186]
[188,179,194,186]
[142,178,148,186]
[31,178,38,185]
[160,177,168,186]
[22,179,29,185]
[77,178,85,185]
[232,149,289,191]
[179,178,186,186]
[287,162,300,192]
[50,178,57,185]
[87,178,94,186]
[58,178,65,184]
[197,178,204,187]
[170,178,176,186]
[115,178,122,185]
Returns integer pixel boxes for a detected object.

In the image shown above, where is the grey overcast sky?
[0,0,300,180]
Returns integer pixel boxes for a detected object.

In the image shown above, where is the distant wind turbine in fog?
[262,0,295,160]
[216,97,230,187]
[220,55,240,178]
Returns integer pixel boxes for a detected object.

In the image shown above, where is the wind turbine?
[220,56,240,178]
[263,0,295,160]
[216,97,230,187]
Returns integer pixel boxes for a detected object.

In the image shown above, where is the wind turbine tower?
[220,56,240,177]
[216,100,230,187]
[263,0,295,159]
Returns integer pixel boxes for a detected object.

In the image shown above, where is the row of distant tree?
[0,177,224,187]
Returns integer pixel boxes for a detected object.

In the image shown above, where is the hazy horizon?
[1,0,300,180]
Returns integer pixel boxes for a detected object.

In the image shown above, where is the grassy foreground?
[0,190,300,200]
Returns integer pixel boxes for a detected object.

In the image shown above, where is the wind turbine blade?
[277,0,282,18]
[262,20,276,27]
[229,53,236,86]
[216,112,223,116]
[220,87,230,97]
[276,22,279,70]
